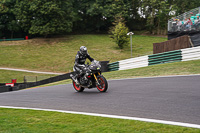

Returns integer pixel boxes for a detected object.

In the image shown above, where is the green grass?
[0,108,199,133]
[0,70,56,83]
[0,35,167,73]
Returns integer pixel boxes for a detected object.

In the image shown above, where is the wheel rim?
[73,81,81,91]
[96,77,105,91]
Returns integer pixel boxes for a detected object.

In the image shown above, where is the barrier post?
[24,76,27,83]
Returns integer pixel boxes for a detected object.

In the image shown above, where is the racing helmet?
[80,46,87,55]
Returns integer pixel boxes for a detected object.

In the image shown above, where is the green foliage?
[1,0,200,37]
[73,0,133,32]
[109,16,129,49]
[0,0,20,38]
[14,0,74,37]
[172,0,200,15]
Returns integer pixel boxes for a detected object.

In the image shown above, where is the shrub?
[109,16,129,49]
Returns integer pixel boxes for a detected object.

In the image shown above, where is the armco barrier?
[0,86,12,93]
[0,72,73,93]
[119,56,148,70]
[106,46,200,72]
[148,50,182,65]
[108,62,119,71]
[0,60,110,93]
[181,46,200,61]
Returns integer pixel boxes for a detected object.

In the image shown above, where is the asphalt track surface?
[0,75,200,125]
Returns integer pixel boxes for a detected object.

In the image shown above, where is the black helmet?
[80,46,87,55]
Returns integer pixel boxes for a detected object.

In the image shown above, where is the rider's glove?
[93,60,98,63]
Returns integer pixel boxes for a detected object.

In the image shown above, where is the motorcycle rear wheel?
[73,81,85,92]
[96,76,108,92]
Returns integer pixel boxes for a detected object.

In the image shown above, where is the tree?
[0,0,20,38]
[14,0,75,37]
[172,0,200,15]
[73,0,132,32]
[109,16,129,49]
[141,0,174,34]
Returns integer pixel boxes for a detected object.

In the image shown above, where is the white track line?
[0,106,200,129]
[0,68,63,75]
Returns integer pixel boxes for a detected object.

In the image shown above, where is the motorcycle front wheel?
[96,76,108,92]
[72,81,85,92]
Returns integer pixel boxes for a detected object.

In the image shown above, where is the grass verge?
[0,108,199,133]
[0,35,167,73]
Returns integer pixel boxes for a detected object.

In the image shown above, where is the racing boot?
[70,74,80,85]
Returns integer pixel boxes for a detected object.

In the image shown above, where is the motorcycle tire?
[96,76,108,92]
[73,81,85,92]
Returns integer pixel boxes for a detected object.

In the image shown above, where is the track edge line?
[0,105,200,129]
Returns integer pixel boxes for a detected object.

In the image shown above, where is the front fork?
[93,72,101,86]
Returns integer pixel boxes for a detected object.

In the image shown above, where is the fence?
[0,86,12,93]
[0,73,72,93]
[24,76,52,83]
[149,50,182,65]
[182,46,200,61]
[108,62,119,71]
[108,46,200,71]
[153,35,191,54]
[119,56,148,70]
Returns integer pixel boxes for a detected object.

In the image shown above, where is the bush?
[109,16,129,49]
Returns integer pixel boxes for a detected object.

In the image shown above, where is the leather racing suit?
[73,51,94,77]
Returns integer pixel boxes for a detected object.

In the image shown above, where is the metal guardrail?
[148,50,182,65]
[119,56,148,70]
[0,73,72,93]
[108,46,200,71]
[0,86,12,93]
[182,46,200,61]
[108,50,182,71]
[108,62,119,71]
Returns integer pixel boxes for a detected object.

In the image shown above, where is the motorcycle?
[71,61,108,92]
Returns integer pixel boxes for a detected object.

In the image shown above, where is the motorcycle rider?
[70,46,95,84]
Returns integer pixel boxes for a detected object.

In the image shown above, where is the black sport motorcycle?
[71,61,108,92]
